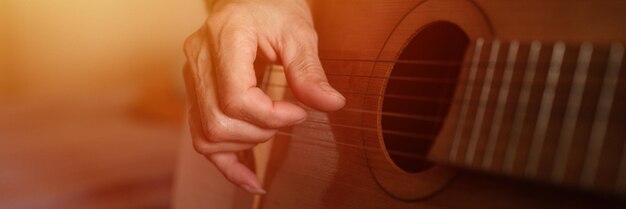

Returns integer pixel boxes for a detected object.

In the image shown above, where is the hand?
[182,0,345,194]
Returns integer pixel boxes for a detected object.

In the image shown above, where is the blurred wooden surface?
[0,93,182,209]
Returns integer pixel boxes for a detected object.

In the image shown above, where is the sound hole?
[382,22,469,173]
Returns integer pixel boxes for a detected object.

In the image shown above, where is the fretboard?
[439,38,626,195]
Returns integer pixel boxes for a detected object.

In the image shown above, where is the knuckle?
[183,32,202,59]
[291,55,324,81]
[192,139,217,155]
[289,22,318,42]
[211,27,256,69]
[221,27,256,51]
[221,93,276,127]
[204,8,230,29]
[284,32,322,82]
[220,96,245,118]
[204,16,223,33]
[205,10,255,44]
[204,119,230,140]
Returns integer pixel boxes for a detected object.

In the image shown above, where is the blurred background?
[0,0,207,208]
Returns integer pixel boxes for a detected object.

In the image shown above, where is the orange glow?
[1,0,206,98]
[0,0,206,207]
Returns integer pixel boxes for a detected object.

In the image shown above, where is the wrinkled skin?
[183,0,345,194]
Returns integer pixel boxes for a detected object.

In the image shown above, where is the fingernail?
[320,82,345,101]
[242,184,267,195]
[254,188,267,195]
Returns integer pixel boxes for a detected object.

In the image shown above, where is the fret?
[503,41,542,173]
[525,42,566,177]
[450,38,484,161]
[551,43,594,182]
[482,41,519,169]
[465,40,501,165]
[580,43,624,187]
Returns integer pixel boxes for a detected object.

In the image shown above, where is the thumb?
[280,31,345,112]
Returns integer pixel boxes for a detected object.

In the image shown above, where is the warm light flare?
[0,0,206,208]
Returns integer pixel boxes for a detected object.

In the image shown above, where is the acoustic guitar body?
[257,0,626,208]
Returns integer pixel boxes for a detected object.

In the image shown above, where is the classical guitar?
[182,0,626,208]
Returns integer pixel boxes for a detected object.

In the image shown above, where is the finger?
[210,25,307,128]
[188,113,255,151]
[209,152,266,194]
[193,138,255,155]
[183,26,206,62]
[280,25,346,112]
[185,49,279,143]
[189,106,275,147]
[182,26,210,110]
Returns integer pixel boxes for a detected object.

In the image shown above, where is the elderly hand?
[182,0,345,194]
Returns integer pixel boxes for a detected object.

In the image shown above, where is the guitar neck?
[430,39,626,195]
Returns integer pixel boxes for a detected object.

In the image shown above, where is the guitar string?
[194,65,458,174]
[324,73,606,86]
[259,52,621,138]
[255,69,616,140]
[240,94,625,172]
[298,118,434,140]
[271,129,466,177]
[247,45,626,183]
[317,57,616,65]
[275,130,441,175]
[321,58,462,66]
[271,71,607,89]
[249,45,623,170]
[282,109,447,147]
[261,42,620,122]
[265,82,605,106]
[315,59,620,67]
[268,68,612,89]
[265,81,594,120]
[260,94,448,140]
[264,67,443,163]
[274,131,428,161]
[256,65,624,149]
[259,46,623,141]
[263,161,388,194]
[260,134,435,194]
[326,73,456,84]
[261,80,612,115]
[264,101,626,163]
[273,131,439,176]
[271,44,620,86]
[267,83,450,104]
[252,78,620,150]
[263,105,625,172]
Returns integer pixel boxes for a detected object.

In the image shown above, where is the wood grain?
[258,0,626,208]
